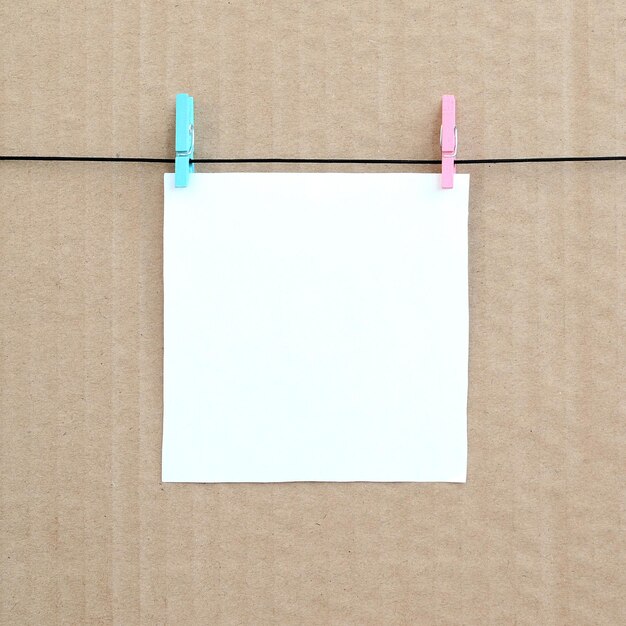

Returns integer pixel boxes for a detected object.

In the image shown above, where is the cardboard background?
[1,2,624,624]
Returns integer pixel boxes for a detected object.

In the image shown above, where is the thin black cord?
[0,155,174,163]
[193,156,626,164]
[0,155,624,164]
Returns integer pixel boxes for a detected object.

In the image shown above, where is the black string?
[0,155,173,163]
[0,155,624,164]
[194,156,626,164]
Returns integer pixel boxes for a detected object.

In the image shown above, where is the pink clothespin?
[440,95,457,189]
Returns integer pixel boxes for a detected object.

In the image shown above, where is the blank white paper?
[163,173,469,483]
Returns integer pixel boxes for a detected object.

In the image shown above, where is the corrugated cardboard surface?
[1,2,624,624]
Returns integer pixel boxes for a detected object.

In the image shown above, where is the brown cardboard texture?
[1,2,624,624]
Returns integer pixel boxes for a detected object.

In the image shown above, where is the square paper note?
[163,173,469,482]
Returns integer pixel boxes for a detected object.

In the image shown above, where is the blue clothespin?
[175,93,194,187]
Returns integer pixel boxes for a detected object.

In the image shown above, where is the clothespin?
[440,95,457,189]
[175,93,194,187]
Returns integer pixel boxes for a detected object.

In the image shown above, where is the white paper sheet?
[163,173,469,483]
